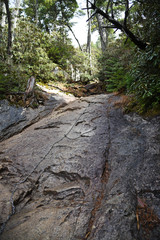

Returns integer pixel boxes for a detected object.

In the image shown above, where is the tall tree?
[4,0,12,54]
[0,0,6,42]
[0,0,6,29]
[86,0,92,71]
[12,0,21,38]
[84,0,147,50]
[96,14,108,52]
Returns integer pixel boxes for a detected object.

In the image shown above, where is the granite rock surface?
[0,92,75,142]
[0,94,159,240]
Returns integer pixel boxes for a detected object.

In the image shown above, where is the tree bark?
[96,14,108,52]
[23,76,36,106]
[25,76,36,95]
[86,9,91,54]
[0,1,6,29]
[12,0,21,39]
[86,1,92,71]
[4,0,12,55]
[0,1,6,42]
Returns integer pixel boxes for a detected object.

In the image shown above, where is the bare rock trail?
[0,94,160,240]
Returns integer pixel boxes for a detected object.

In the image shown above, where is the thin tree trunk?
[12,0,21,39]
[67,24,82,51]
[86,1,92,71]
[0,1,6,29]
[96,14,108,52]
[4,0,12,55]
[0,1,6,42]
[86,10,91,54]
[35,0,38,25]
[45,24,50,34]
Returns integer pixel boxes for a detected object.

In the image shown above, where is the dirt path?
[0,94,159,240]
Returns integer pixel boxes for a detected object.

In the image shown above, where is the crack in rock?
[43,185,84,200]
[84,107,111,240]
[58,106,82,113]
[34,121,62,130]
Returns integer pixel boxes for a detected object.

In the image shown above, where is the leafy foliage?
[98,39,133,92]
[128,0,160,113]
[0,17,94,97]
[0,61,28,97]
[97,0,160,114]
[23,0,78,32]
[129,46,160,113]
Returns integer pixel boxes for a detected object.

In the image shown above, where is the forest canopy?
[0,0,160,114]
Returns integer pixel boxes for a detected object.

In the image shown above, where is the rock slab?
[0,92,75,142]
[0,94,159,240]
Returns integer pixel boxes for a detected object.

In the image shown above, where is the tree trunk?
[86,10,91,54]
[67,24,83,51]
[35,0,38,25]
[24,76,36,105]
[96,14,108,52]
[12,0,21,40]
[4,0,12,55]
[25,76,36,95]
[86,1,92,72]
[0,1,6,42]
[0,1,6,29]
[45,24,50,34]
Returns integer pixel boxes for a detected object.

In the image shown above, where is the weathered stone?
[0,94,159,240]
[0,92,75,142]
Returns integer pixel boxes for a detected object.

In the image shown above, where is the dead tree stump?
[24,76,36,106]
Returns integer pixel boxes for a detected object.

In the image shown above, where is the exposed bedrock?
[0,92,75,142]
[0,94,159,240]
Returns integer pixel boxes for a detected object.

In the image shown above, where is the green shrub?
[98,40,133,92]
[130,46,160,113]
[12,20,58,82]
[0,61,28,97]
